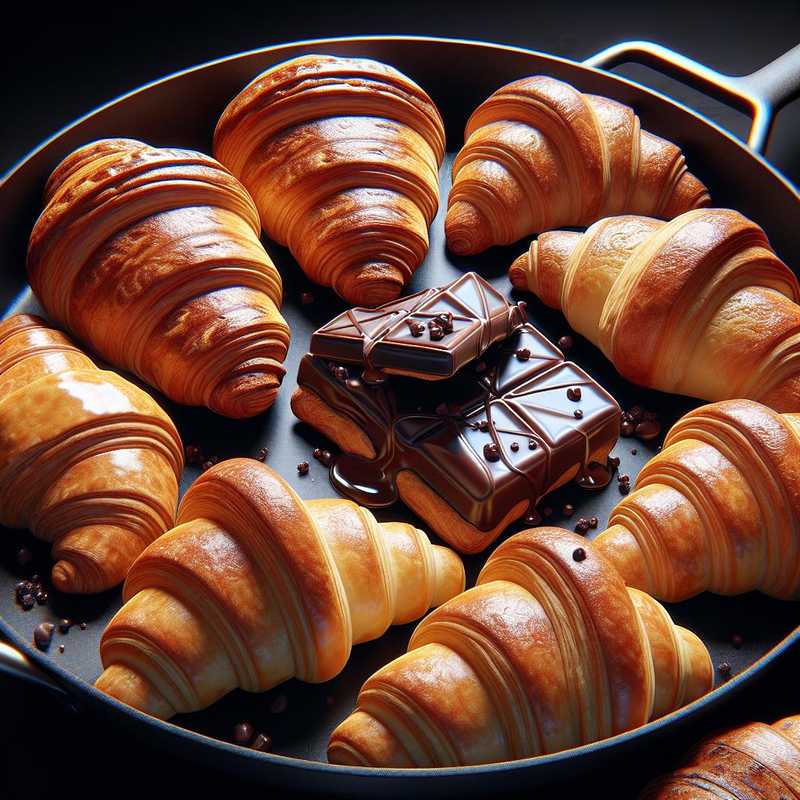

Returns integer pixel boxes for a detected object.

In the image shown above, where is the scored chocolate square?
[309,272,527,380]
[294,322,621,553]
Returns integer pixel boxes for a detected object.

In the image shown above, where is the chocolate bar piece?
[309,272,527,380]
[295,322,621,552]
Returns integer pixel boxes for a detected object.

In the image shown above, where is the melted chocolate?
[310,272,527,380]
[297,324,621,532]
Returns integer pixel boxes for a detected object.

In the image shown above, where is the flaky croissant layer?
[0,315,183,593]
[642,715,800,798]
[446,75,709,255]
[214,54,446,306]
[329,528,712,767]
[28,138,290,418]
[595,399,800,602]
[510,209,800,412]
[96,459,464,719]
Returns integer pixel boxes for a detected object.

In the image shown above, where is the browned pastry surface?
[214,54,446,306]
[329,527,712,767]
[95,459,464,719]
[595,399,800,601]
[446,75,709,254]
[0,314,182,593]
[27,138,290,418]
[641,715,800,798]
[510,209,800,412]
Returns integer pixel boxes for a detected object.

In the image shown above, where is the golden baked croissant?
[328,527,712,767]
[641,715,800,798]
[0,314,182,594]
[595,399,800,602]
[510,209,800,412]
[27,138,290,418]
[446,75,709,255]
[214,54,446,306]
[95,458,464,719]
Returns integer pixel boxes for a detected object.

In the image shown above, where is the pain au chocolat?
[292,273,621,553]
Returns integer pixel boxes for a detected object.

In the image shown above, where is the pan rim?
[1,33,798,779]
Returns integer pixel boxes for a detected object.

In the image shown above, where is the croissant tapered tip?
[662,171,711,218]
[51,560,81,593]
[95,663,176,719]
[445,201,494,256]
[509,251,531,291]
[336,263,406,307]
[209,368,283,418]
[430,544,466,607]
[328,710,415,767]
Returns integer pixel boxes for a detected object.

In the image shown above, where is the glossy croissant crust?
[642,715,800,798]
[214,54,446,306]
[0,315,182,593]
[27,138,290,418]
[446,75,709,255]
[510,209,800,412]
[596,399,800,602]
[95,458,464,718]
[328,528,712,767]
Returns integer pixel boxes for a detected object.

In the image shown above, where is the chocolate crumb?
[319,450,332,467]
[717,662,732,679]
[621,420,635,437]
[528,438,537,450]
[270,694,288,714]
[79,622,87,631]
[608,456,620,469]
[515,347,531,361]
[300,292,315,306]
[297,461,310,476]
[334,366,348,381]
[58,619,72,634]
[436,312,454,333]
[483,443,501,462]
[251,733,272,752]
[573,409,583,419]
[15,547,33,568]
[20,594,34,611]
[33,622,55,651]
[572,547,587,562]
[631,448,638,455]
[58,644,65,654]
[407,320,424,337]
[477,420,490,432]
[558,335,573,352]
[35,590,48,606]
[510,441,520,452]
[256,447,269,462]
[574,518,590,533]
[567,387,582,402]
[233,722,254,746]
[619,482,630,495]
[428,321,444,341]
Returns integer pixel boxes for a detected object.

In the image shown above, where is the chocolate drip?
[298,323,621,533]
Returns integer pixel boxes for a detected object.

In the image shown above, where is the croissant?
[328,527,712,767]
[213,54,446,306]
[509,209,800,412]
[445,75,709,255]
[27,138,290,418]
[641,715,800,798]
[0,314,182,593]
[95,458,464,718]
[595,399,800,602]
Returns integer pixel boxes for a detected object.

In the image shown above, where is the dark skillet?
[0,36,798,799]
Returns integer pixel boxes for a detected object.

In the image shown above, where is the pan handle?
[0,639,77,706]
[584,40,800,154]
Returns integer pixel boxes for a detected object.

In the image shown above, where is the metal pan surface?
[0,35,798,798]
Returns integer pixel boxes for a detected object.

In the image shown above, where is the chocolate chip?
[20,594,34,611]
[567,387,582,402]
[35,591,48,606]
[573,409,583,419]
[185,445,203,466]
[558,335,573,352]
[483,443,501,462]
[297,461,309,476]
[510,441,519,452]
[79,622,87,631]
[574,518,590,533]
[562,504,574,517]
[635,420,661,441]
[515,347,531,361]
[589,516,599,529]
[731,633,744,649]
[33,622,55,651]
[16,547,33,568]
[631,448,638,455]
[300,292,315,306]
[619,482,630,495]
[58,619,72,634]
[621,420,635,437]
[58,644,65,654]
[251,733,272,752]
[477,420,490,432]
[256,447,269,462]
[233,722,254,746]
[319,450,332,467]
[618,474,630,484]
[428,322,444,341]
[572,547,587,562]
[313,447,323,459]
[270,694,288,714]
[528,439,537,450]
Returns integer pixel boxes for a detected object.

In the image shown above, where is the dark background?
[2,3,798,798]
